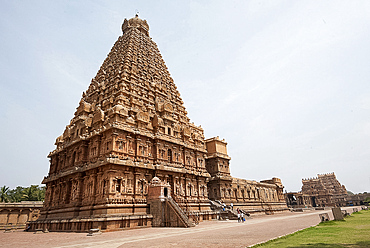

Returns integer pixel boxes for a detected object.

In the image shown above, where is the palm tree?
[0,185,9,203]
[8,186,24,202]
[36,186,46,201]
[22,185,38,201]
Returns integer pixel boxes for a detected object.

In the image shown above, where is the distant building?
[286,172,348,208]
[31,15,287,232]
[345,193,370,206]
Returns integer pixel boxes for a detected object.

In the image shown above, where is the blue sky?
[1,0,370,193]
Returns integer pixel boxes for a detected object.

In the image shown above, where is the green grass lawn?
[253,210,370,248]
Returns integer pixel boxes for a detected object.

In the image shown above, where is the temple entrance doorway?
[311,196,317,207]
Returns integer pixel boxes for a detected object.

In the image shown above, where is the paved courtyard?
[0,207,362,248]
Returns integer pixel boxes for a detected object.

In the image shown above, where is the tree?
[0,185,9,202]
[2,185,45,202]
[22,185,39,201]
[8,186,25,202]
[36,186,46,201]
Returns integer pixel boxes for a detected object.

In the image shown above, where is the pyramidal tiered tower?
[32,16,287,232]
[35,15,212,231]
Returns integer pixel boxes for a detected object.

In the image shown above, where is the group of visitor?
[219,201,246,222]
[236,208,245,223]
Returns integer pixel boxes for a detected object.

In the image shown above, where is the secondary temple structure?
[286,172,348,208]
[31,15,287,232]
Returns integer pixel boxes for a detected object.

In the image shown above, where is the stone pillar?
[16,209,22,225]
[136,137,141,157]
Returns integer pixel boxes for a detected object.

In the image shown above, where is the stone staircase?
[226,209,239,220]
[209,200,224,211]
[166,197,195,227]
[209,200,240,220]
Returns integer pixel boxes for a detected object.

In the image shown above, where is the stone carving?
[136,111,149,123]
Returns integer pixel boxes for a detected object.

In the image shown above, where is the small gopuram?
[31,15,287,232]
[301,173,347,207]
[287,172,348,208]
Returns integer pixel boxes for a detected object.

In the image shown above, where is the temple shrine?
[31,15,287,232]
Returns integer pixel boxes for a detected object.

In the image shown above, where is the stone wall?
[0,201,43,230]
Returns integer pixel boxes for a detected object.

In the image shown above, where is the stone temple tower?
[31,15,288,232]
[33,15,213,232]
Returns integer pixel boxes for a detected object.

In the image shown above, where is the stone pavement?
[0,206,362,248]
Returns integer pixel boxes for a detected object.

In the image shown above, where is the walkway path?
[0,206,362,248]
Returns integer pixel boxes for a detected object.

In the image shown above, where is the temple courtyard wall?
[0,201,43,230]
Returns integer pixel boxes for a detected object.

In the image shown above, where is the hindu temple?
[31,15,287,232]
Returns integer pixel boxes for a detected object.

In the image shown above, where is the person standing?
[241,212,245,223]
[237,212,241,223]
[231,202,234,210]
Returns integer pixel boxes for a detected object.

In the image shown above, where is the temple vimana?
[29,15,287,232]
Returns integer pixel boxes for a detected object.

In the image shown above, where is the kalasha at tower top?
[34,15,287,232]
[122,14,149,35]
